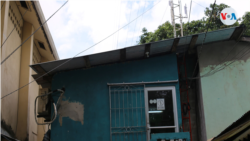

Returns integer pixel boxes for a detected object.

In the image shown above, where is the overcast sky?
[39,0,250,59]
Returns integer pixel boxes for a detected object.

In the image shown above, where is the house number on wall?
[157,99,165,110]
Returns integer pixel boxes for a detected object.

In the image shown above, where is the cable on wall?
[1,9,28,48]
[1,0,68,65]
[188,0,216,84]
[0,1,5,10]
[34,89,65,125]
[188,27,248,79]
[1,0,163,100]
[198,25,247,77]
[201,39,250,77]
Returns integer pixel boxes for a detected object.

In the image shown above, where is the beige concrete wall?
[33,43,41,64]
[1,2,53,140]
[28,78,39,141]
[1,1,22,134]
[16,21,34,140]
[0,0,9,61]
[37,118,49,141]
[28,43,43,141]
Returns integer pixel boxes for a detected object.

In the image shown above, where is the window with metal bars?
[109,85,147,141]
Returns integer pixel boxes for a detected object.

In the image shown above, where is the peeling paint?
[198,41,250,71]
[58,100,84,126]
[198,40,250,139]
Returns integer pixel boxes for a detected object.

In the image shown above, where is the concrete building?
[1,1,59,141]
[30,25,250,141]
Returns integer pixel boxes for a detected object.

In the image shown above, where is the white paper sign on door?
[157,99,165,110]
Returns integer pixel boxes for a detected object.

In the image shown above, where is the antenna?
[169,0,188,37]
[184,4,187,17]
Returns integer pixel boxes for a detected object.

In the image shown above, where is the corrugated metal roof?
[30,26,242,75]
[212,110,250,141]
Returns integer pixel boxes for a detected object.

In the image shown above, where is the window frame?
[144,86,179,140]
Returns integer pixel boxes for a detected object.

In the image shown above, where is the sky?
[39,0,250,59]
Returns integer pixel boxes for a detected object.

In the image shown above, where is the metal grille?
[109,85,147,141]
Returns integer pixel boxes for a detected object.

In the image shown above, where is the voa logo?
[220,8,237,25]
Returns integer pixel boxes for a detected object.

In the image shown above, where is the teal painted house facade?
[49,54,190,141]
[31,26,248,141]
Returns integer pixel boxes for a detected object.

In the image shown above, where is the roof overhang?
[32,1,59,60]
[16,1,59,60]
[212,110,250,141]
[30,25,246,88]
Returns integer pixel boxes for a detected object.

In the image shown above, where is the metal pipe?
[107,80,178,86]
[149,126,176,129]
[109,86,112,141]
[34,89,64,125]
[115,91,116,128]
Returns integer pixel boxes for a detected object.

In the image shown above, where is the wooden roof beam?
[171,38,180,52]
[229,25,246,41]
[120,49,126,62]
[144,44,151,58]
[188,35,199,54]
[32,65,47,74]
[84,56,91,68]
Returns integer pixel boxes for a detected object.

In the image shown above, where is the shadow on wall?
[1,120,28,141]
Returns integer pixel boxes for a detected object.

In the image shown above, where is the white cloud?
[39,0,250,59]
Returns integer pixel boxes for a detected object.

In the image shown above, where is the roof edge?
[32,1,60,60]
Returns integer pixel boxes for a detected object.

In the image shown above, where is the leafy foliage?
[241,12,250,36]
[139,21,174,43]
[138,3,247,44]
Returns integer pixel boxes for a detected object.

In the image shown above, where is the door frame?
[144,86,179,140]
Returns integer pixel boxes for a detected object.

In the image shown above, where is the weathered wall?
[16,21,34,140]
[182,55,199,141]
[51,54,185,141]
[198,40,250,140]
[0,0,9,60]
[28,44,42,141]
[1,2,53,140]
[37,118,48,141]
[1,1,23,134]
[28,75,39,141]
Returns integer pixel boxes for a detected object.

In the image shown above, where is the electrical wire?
[199,41,240,77]
[188,0,216,83]
[160,5,168,26]
[202,39,250,77]
[0,1,5,10]
[138,0,147,44]
[1,0,68,65]
[131,1,141,46]
[192,1,206,8]
[192,27,248,78]
[1,0,163,100]
[112,1,118,50]
[125,1,133,47]
[1,9,28,48]
[184,0,193,44]
[116,0,122,49]
[189,40,250,79]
